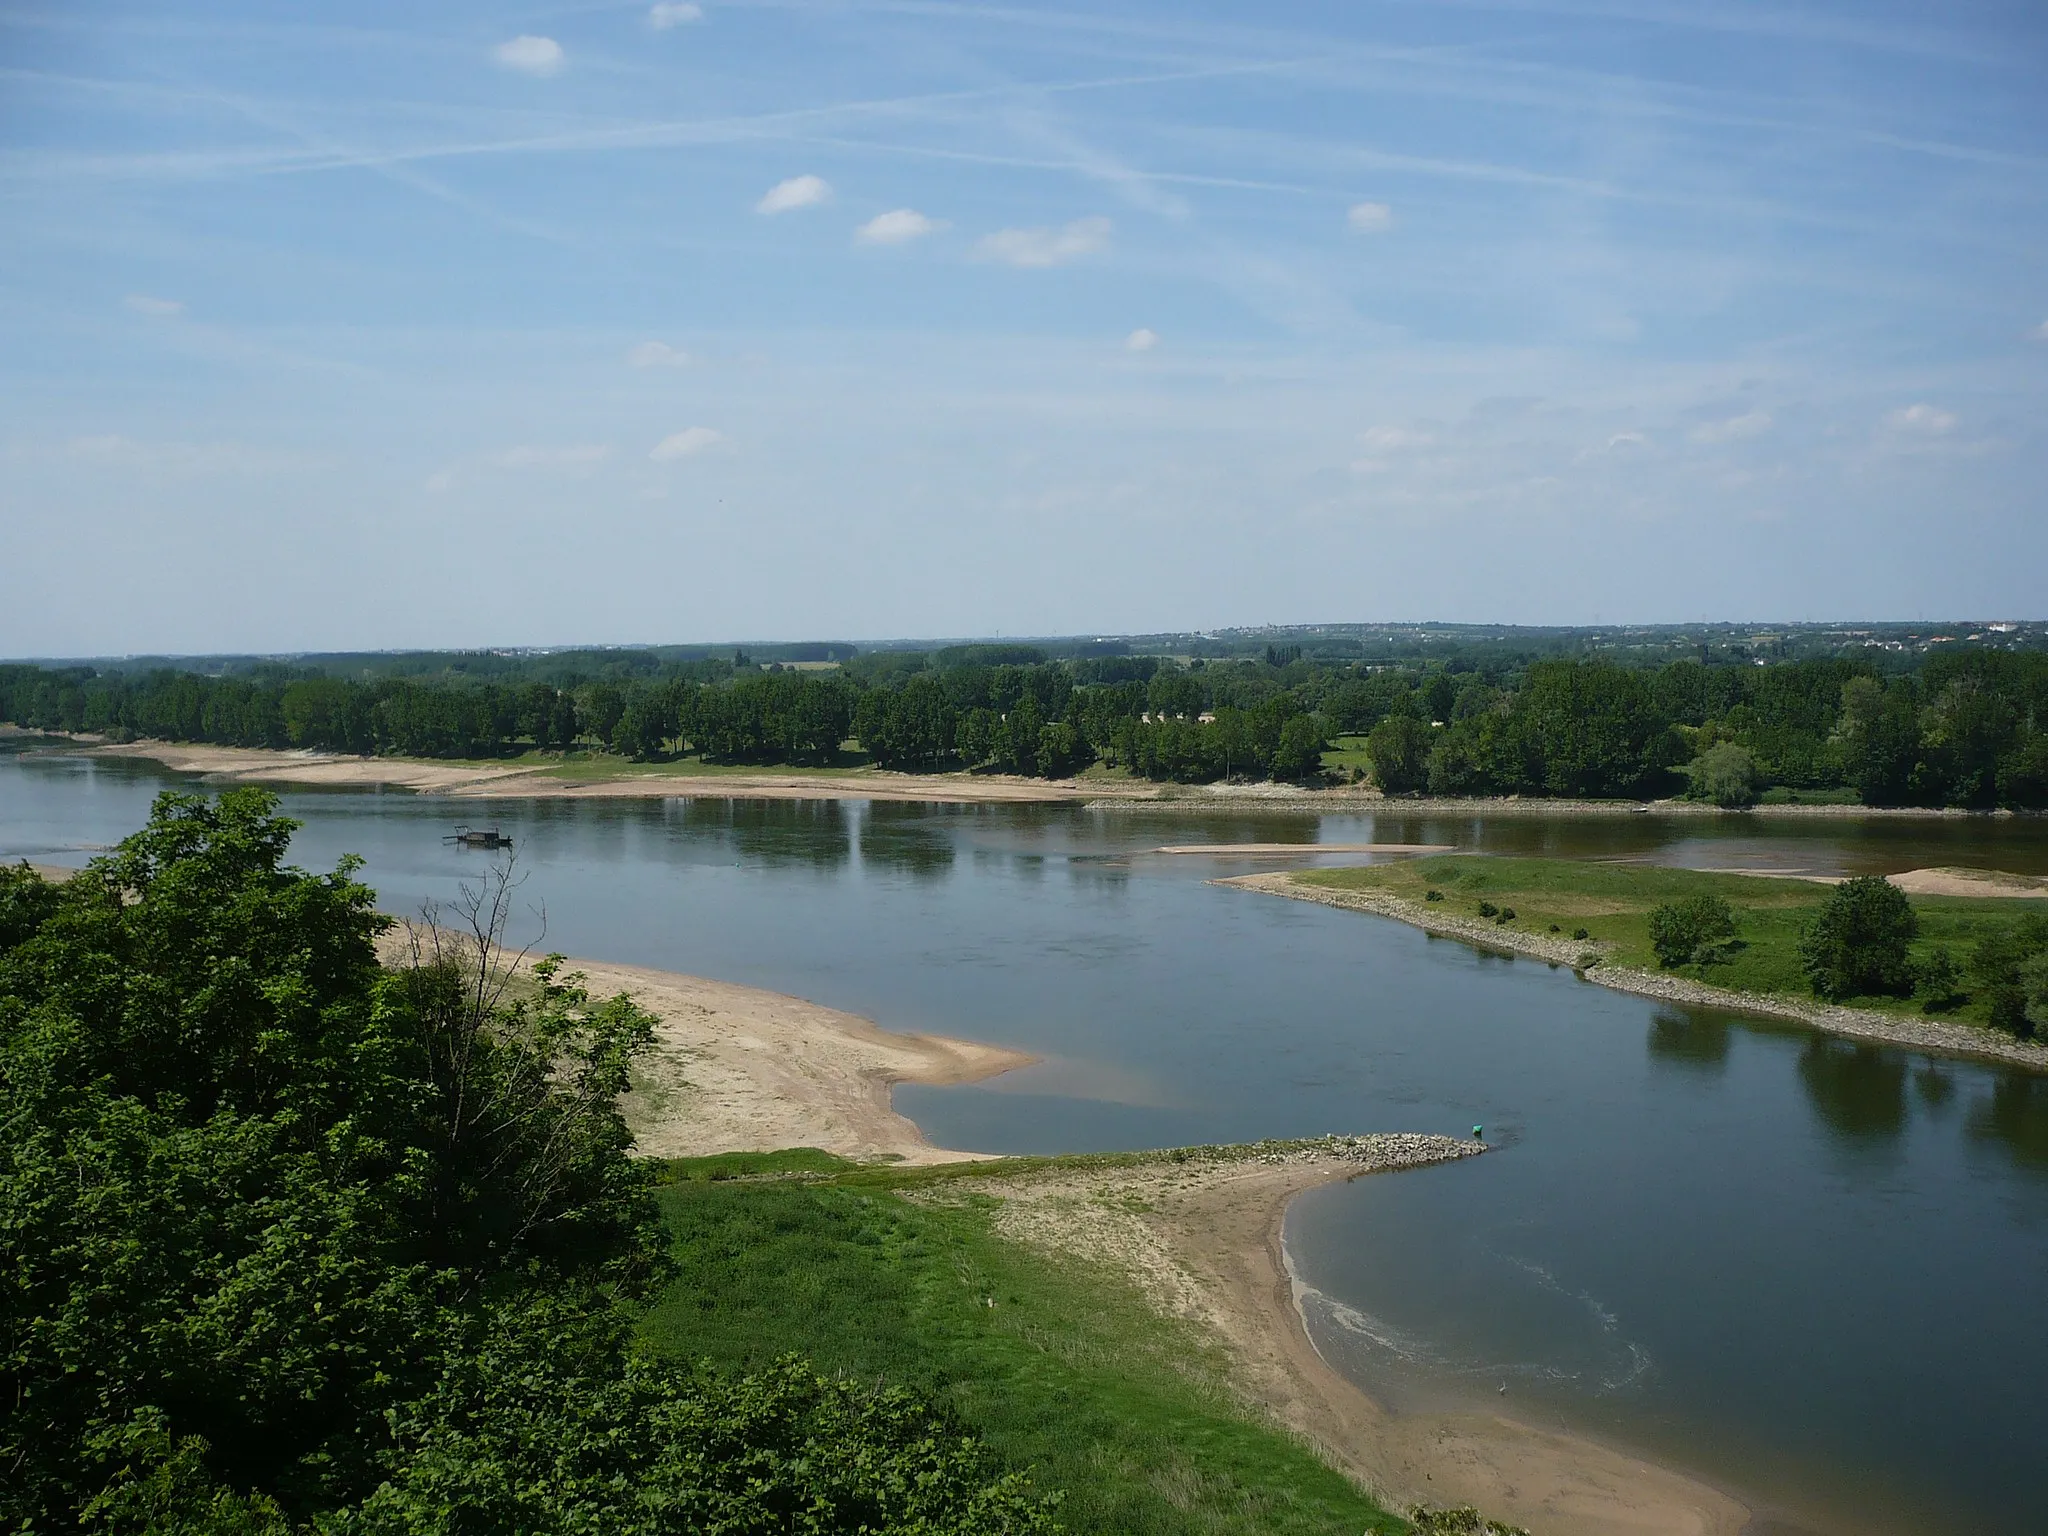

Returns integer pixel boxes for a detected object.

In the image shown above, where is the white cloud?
[757,175,830,215]
[1125,328,1159,352]
[2031,320,2048,341]
[124,294,183,317]
[62,434,309,475]
[1347,202,1393,233]
[628,340,690,368]
[857,208,939,245]
[1886,403,1957,435]
[493,36,564,75]
[494,444,612,470]
[1358,425,1429,453]
[1690,410,1772,444]
[1607,431,1650,450]
[648,2,703,27]
[974,216,1110,268]
[650,426,726,460]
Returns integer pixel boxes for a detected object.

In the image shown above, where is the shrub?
[1499,907,1515,921]
[1477,900,1499,918]
[1648,895,1739,968]
[1970,915,2048,1038]
[1798,876,1918,1000]
[1425,889,1444,902]
[1915,946,1963,1012]
[1573,927,1589,941]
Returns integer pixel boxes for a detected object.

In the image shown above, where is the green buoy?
[1472,1124,1485,1139]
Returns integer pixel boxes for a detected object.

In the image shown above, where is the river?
[4,744,2044,1534]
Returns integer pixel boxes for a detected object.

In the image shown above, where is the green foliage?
[0,793,1043,1533]
[1684,741,1762,808]
[1913,944,1962,1011]
[10,641,2046,805]
[1648,895,1740,968]
[1799,877,1920,1000]
[337,1313,1056,1536]
[1366,714,1430,794]
[1970,915,2048,1039]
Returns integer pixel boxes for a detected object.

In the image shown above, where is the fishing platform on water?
[444,825,513,850]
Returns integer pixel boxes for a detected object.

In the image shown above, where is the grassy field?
[638,1152,1410,1536]
[1297,856,2028,1028]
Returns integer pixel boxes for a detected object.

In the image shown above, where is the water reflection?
[858,803,956,879]
[1968,1073,2048,1168]
[1797,1039,1907,1140]
[1647,1009,1731,1071]
[687,798,851,870]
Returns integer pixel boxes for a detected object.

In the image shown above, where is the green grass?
[638,1156,1410,1536]
[1755,785,1863,806]
[1320,735,1373,780]
[1298,855,2028,1029]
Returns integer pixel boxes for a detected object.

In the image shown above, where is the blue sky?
[2,0,2044,653]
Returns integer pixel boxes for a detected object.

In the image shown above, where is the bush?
[1970,915,2048,1038]
[1476,900,1499,918]
[1572,927,1589,941]
[1684,741,1762,809]
[1425,889,1444,902]
[1648,895,1739,968]
[1915,945,1963,1011]
[1798,876,1918,1000]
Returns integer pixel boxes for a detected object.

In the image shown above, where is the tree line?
[4,645,2045,804]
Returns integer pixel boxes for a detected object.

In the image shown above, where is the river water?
[5,745,2045,1534]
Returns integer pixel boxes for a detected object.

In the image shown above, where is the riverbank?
[534,946,1751,1532]
[533,954,1034,1164]
[47,739,2044,816]
[1225,869,2048,1073]
[899,1139,1748,1536]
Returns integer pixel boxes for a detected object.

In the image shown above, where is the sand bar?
[927,1139,1748,1536]
[545,956,1033,1164]
[1152,842,1455,856]
[1224,872,2048,1073]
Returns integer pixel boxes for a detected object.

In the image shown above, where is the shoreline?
[929,1138,1748,1536]
[527,952,1035,1165]
[35,739,2045,817]
[1223,872,2048,1074]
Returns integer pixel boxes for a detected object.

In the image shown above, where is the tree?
[1648,895,1739,967]
[1915,945,1963,1011]
[0,792,1055,1531]
[1798,876,1919,1000]
[1970,915,2048,1038]
[1685,741,1762,808]
[1269,713,1329,782]
[1367,714,1430,794]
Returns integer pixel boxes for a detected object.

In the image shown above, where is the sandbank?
[1224,872,2048,1072]
[69,740,1150,804]
[1152,842,1455,856]
[549,956,1033,1164]
[1691,865,2046,899]
[925,1138,1748,1536]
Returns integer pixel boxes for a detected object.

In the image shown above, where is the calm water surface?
[5,746,2046,1535]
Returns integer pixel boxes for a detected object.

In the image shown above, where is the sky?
[1,0,2044,655]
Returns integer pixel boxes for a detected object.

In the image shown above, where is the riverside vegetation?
[1,790,1482,1535]
[1298,859,2048,1038]
[5,630,2048,806]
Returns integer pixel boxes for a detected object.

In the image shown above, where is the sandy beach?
[546,956,1034,1164]
[1224,871,2048,1073]
[73,740,1144,803]
[926,1139,1749,1536]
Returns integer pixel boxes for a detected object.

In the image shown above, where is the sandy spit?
[85,741,557,793]
[1151,842,1457,857]
[923,1137,1748,1536]
[542,957,1032,1164]
[1224,873,2048,1073]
